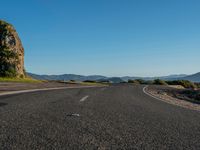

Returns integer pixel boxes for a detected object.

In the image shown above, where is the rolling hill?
[27,73,107,81]
[27,72,200,83]
[181,72,200,82]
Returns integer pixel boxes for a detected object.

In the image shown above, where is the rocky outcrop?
[0,20,25,77]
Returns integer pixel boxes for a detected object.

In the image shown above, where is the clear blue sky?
[1,0,200,77]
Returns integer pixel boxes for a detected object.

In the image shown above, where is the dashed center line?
[80,95,89,102]
[100,87,107,91]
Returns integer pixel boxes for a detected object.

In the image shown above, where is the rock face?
[0,20,25,77]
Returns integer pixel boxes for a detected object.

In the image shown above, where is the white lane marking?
[67,113,80,117]
[0,86,101,97]
[142,85,200,112]
[100,87,107,91]
[142,85,165,102]
[142,85,186,109]
[80,95,89,102]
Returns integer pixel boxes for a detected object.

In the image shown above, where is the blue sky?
[1,0,200,77]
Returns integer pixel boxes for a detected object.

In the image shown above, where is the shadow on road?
[0,102,7,107]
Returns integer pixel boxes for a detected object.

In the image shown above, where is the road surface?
[0,84,200,149]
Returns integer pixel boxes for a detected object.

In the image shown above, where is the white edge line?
[143,85,183,104]
[0,86,100,97]
[143,85,180,105]
[142,85,166,102]
[142,85,200,112]
[80,95,89,102]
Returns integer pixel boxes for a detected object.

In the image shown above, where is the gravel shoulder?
[145,85,200,112]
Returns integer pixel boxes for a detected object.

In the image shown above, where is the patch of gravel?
[145,86,200,112]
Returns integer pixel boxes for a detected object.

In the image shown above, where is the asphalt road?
[0,84,200,149]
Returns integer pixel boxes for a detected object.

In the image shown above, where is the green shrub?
[128,79,153,85]
[0,62,17,77]
[0,46,18,77]
[98,80,110,83]
[153,79,168,85]
[180,90,200,102]
[83,80,96,83]
[166,80,197,89]
[135,79,146,84]
[19,74,24,78]
[195,83,200,89]
[5,65,17,77]
[128,80,138,84]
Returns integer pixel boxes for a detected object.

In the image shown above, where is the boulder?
[0,20,25,77]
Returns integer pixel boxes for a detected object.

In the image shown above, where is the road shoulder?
[143,85,200,112]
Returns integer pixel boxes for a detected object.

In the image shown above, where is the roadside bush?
[180,90,200,102]
[0,62,17,77]
[83,80,96,83]
[4,66,17,77]
[153,79,168,85]
[166,80,197,89]
[195,83,200,89]
[135,79,147,84]
[0,46,18,77]
[128,79,154,85]
[128,80,139,84]
[98,80,110,83]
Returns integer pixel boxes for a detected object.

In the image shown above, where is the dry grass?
[0,77,42,83]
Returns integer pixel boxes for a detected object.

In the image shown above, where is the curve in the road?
[0,84,200,149]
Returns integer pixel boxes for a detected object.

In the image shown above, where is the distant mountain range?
[28,73,107,81]
[181,72,200,82]
[27,72,200,83]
